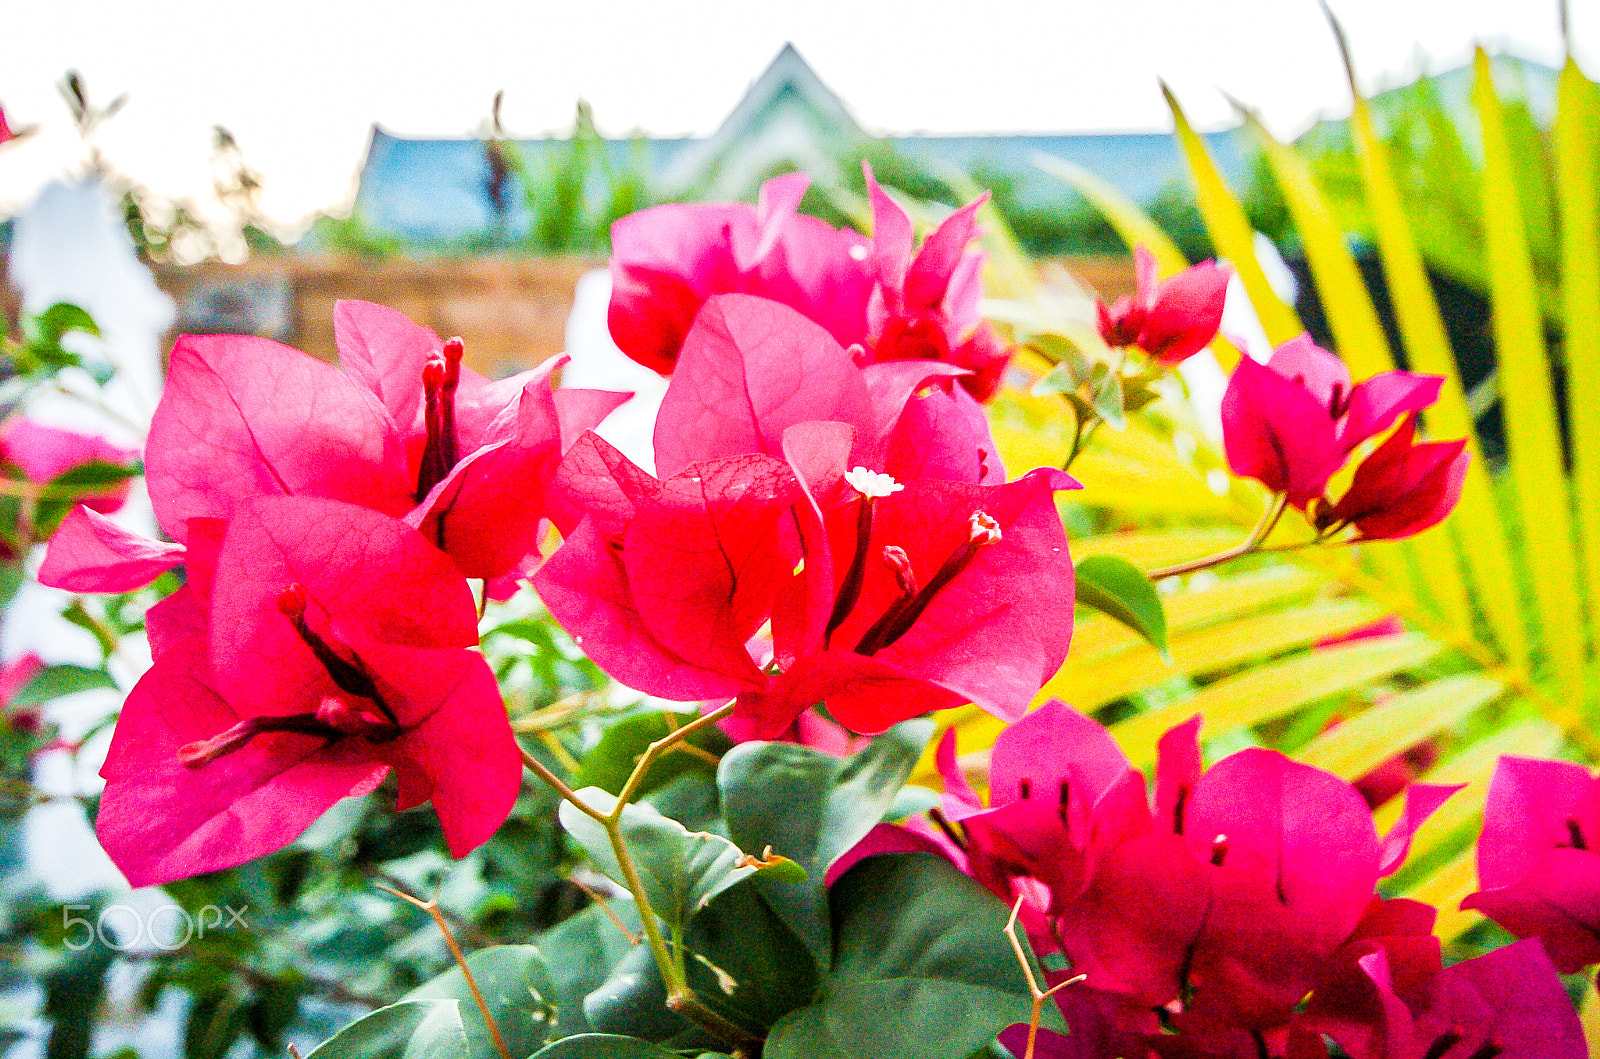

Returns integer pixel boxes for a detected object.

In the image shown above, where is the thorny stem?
[1146,494,1290,580]
[1004,896,1082,1059]
[376,884,512,1059]
[520,702,760,1053]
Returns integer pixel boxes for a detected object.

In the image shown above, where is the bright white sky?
[0,0,1588,231]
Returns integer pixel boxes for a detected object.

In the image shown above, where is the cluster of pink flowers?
[34,170,1579,1056]
[846,703,1584,1057]
[37,173,1072,885]
[609,165,1012,400]
[1222,336,1468,541]
[39,302,628,884]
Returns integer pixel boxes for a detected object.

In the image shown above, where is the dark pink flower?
[934,705,1457,1033]
[651,293,1002,485]
[1313,940,1584,1059]
[0,417,138,507]
[533,425,1076,737]
[1221,336,1443,509]
[0,106,13,147]
[1461,754,1600,972]
[1,653,45,734]
[862,164,1011,400]
[1097,247,1231,366]
[1314,415,1469,541]
[44,301,625,594]
[607,173,874,374]
[95,497,520,886]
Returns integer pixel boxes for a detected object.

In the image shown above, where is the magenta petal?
[1155,714,1203,837]
[1221,355,1342,505]
[773,420,854,659]
[824,823,951,886]
[96,647,387,887]
[1475,754,1598,888]
[1142,259,1230,365]
[934,727,983,819]
[332,299,443,432]
[904,193,987,312]
[0,417,136,484]
[731,171,811,271]
[37,505,185,592]
[865,163,914,299]
[740,648,963,737]
[147,334,409,539]
[837,468,1077,724]
[547,430,653,537]
[1377,782,1463,876]
[881,379,1006,485]
[1461,849,1600,971]
[621,456,802,686]
[988,700,1133,811]
[533,516,759,702]
[653,294,874,476]
[1185,749,1380,954]
[552,386,633,449]
[361,643,519,856]
[1339,371,1443,452]
[1265,334,1351,410]
[207,497,479,718]
[1422,940,1587,1058]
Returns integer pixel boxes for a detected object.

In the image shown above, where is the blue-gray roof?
[348,124,1245,247]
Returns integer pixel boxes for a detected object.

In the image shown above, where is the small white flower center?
[844,466,904,499]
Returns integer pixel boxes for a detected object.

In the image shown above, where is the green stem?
[1146,494,1290,580]
[519,701,756,1051]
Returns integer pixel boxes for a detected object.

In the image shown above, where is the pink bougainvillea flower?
[1461,754,1600,972]
[534,425,1075,737]
[1097,247,1231,366]
[651,293,1002,485]
[0,416,139,558]
[1313,415,1469,541]
[862,163,1011,400]
[936,705,1458,1032]
[94,496,520,886]
[0,416,138,513]
[952,701,1150,921]
[1221,335,1446,510]
[998,984,1161,1059]
[43,301,625,594]
[607,172,875,374]
[0,106,14,147]
[1,653,46,734]
[1311,940,1584,1059]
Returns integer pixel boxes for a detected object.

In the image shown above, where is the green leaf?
[558,788,755,931]
[306,1000,468,1059]
[405,945,557,1059]
[12,665,116,707]
[680,879,821,1034]
[581,945,713,1048]
[764,854,1048,1059]
[1086,363,1126,430]
[537,904,641,1039]
[1074,555,1168,654]
[716,722,933,963]
[1474,48,1588,703]
[574,710,732,798]
[530,1036,679,1059]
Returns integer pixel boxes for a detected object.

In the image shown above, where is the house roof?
[342,43,1251,249]
[341,44,1553,250]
